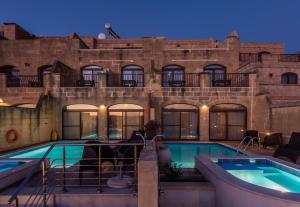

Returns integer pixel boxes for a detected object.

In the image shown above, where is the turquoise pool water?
[167,143,242,168]
[218,160,300,193]
[0,161,26,173]
[2,144,84,168]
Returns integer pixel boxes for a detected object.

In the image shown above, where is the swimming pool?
[216,158,300,193]
[0,161,27,173]
[196,157,300,207]
[1,143,84,168]
[167,143,243,168]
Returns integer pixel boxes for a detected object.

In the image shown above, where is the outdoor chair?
[79,140,115,185]
[263,133,283,149]
[273,132,300,163]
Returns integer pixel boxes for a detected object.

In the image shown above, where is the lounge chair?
[79,140,115,185]
[243,130,259,146]
[273,132,300,163]
[263,133,282,149]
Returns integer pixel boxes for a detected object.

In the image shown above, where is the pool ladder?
[236,136,256,152]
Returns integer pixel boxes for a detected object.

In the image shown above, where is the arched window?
[81,65,104,86]
[121,65,144,87]
[258,51,271,62]
[210,104,246,141]
[63,104,98,140]
[162,104,199,140]
[0,65,20,87]
[162,65,185,87]
[281,72,298,84]
[204,64,227,86]
[108,104,144,139]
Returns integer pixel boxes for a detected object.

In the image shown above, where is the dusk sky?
[1,0,300,53]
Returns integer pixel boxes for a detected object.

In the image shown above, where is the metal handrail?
[8,143,56,205]
[8,141,144,205]
[236,136,256,152]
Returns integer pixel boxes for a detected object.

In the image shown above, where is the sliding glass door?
[210,104,246,141]
[62,104,98,140]
[162,104,199,140]
[108,104,144,140]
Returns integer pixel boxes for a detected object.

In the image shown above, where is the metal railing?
[8,144,55,207]
[239,53,300,64]
[278,54,300,62]
[60,74,100,87]
[107,73,144,87]
[161,73,249,87]
[6,75,43,87]
[209,73,249,87]
[236,136,259,152]
[8,142,143,207]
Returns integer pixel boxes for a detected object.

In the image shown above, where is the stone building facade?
[0,23,299,151]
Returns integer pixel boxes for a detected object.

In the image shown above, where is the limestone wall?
[271,106,300,136]
[0,99,56,152]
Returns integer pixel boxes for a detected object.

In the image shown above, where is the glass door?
[227,111,246,140]
[81,112,98,139]
[108,110,144,140]
[63,111,98,139]
[162,109,199,140]
[210,112,227,140]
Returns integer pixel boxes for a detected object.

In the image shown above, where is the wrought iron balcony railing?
[6,75,43,87]
[162,73,249,87]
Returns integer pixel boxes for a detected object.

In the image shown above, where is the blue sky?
[1,0,300,52]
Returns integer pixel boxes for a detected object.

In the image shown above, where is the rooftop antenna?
[105,23,120,39]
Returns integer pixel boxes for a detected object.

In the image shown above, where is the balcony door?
[162,65,185,87]
[121,65,144,87]
[81,65,103,86]
[204,64,226,86]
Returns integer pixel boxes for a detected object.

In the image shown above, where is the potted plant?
[161,162,182,181]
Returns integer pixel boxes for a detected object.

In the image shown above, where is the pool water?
[0,161,26,173]
[167,143,242,168]
[2,144,84,168]
[218,161,300,193]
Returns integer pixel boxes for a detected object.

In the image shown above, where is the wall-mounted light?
[100,105,106,109]
[0,98,9,106]
[266,132,271,136]
[201,105,208,110]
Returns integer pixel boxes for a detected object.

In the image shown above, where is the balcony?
[60,73,145,88]
[107,73,144,87]
[240,53,300,64]
[60,74,100,87]
[162,73,249,87]
[6,75,43,87]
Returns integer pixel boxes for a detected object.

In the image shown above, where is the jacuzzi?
[195,156,300,207]
[0,159,38,190]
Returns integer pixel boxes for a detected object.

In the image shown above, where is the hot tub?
[195,156,300,207]
[0,159,38,190]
